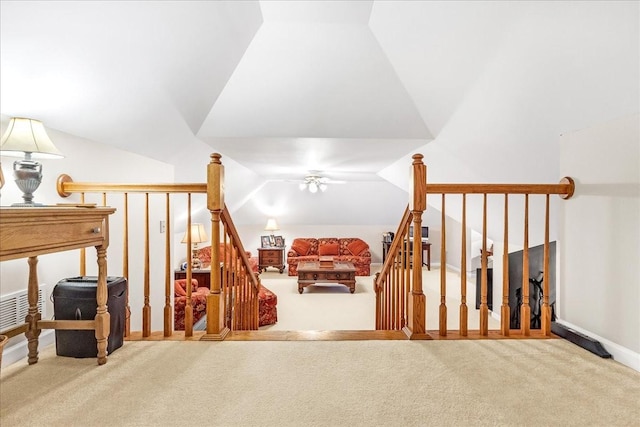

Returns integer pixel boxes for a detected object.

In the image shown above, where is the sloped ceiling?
[1,1,638,233]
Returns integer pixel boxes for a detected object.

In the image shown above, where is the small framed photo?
[274,236,284,247]
[261,236,271,248]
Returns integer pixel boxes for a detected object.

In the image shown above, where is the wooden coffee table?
[297,261,356,294]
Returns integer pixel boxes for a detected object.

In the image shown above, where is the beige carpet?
[258,266,500,331]
[1,339,639,426]
[3,267,638,426]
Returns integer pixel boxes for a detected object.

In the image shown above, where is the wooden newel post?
[404,154,428,339]
[203,153,230,341]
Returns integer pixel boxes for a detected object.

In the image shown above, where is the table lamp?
[0,118,64,206]
[264,218,279,247]
[181,223,209,269]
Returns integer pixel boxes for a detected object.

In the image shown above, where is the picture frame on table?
[261,236,271,248]
[274,236,284,247]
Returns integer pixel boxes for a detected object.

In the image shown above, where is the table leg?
[95,246,110,365]
[25,256,41,365]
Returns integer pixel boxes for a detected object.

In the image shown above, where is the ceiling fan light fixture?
[319,183,328,192]
[308,182,318,193]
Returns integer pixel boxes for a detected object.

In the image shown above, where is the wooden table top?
[297,261,356,273]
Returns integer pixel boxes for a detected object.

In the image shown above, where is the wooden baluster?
[102,192,106,206]
[480,193,489,336]
[374,272,381,329]
[220,231,226,329]
[400,255,406,329]
[501,194,510,336]
[396,254,402,329]
[163,193,172,337]
[143,193,151,337]
[542,194,551,336]
[404,228,411,329]
[460,193,468,336]
[521,194,531,336]
[392,255,397,329]
[184,194,193,337]
[439,194,447,336]
[227,233,234,331]
[123,193,130,336]
[80,192,86,275]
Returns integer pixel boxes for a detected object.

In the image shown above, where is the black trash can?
[52,276,127,358]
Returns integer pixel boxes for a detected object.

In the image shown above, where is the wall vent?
[0,286,46,331]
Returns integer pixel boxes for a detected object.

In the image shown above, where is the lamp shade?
[181,223,208,244]
[264,218,279,232]
[0,118,63,159]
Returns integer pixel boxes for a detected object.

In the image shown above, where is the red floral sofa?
[287,237,371,276]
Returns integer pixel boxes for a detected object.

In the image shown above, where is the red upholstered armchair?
[174,278,209,330]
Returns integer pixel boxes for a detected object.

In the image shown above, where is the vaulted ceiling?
[1,1,638,230]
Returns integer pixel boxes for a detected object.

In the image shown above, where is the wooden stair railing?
[375,154,575,339]
[374,206,412,332]
[56,153,259,340]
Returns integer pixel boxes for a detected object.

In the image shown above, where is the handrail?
[376,153,576,340]
[221,206,260,291]
[55,153,261,340]
[377,205,412,278]
[57,174,206,196]
[424,179,574,197]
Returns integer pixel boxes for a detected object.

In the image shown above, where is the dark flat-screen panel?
[409,226,429,239]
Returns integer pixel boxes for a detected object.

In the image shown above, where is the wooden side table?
[382,240,431,270]
[257,247,285,273]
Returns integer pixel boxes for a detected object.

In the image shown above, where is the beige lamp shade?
[0,118,63,159]
[264,218,279,232]
[181,223,208,244]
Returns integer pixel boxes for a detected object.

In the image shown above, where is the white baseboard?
[1,330,55,368]
[555,319,640,372]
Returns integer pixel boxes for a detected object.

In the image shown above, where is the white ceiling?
[1,1,638,229]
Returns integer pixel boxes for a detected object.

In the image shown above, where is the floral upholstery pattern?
[287,237,371,276]
[197,244,259,273]
[258,284,277,326]
[174,279,210,330]
[175,279,277,329]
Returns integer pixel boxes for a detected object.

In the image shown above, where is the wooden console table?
[382,240,431,270]
[0,207,115,365]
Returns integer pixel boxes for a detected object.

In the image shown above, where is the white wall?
[559,114,640,371]
[1,120,174,364]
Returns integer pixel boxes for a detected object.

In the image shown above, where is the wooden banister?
[376,154,574,339]
[374,206,412,330]
[55,152,261,341]
[424,178,574,197]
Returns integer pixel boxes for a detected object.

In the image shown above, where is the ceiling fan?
[298,174,346,193]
